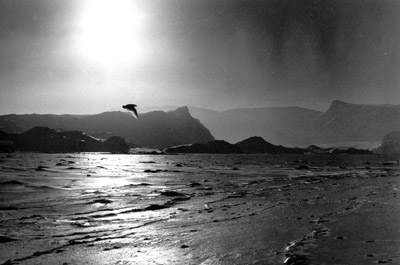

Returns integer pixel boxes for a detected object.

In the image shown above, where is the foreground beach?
[0,153,399,265]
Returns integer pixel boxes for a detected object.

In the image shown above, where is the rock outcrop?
[235,136,303,154]
[103,136,130,153]
[0,127,129,153]
[330,148,372,155]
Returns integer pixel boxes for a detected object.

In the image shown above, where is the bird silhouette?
[122,104,138,119]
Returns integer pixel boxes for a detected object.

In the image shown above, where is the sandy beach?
[0,153,399,265]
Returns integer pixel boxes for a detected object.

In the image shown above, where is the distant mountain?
[188,106,322,146]
[373,131,400,154]
[186,101,400,146]
[0,127,129,153]
[235,136,303,154]
[313,100,400,144]
[1,101,399,148]
[0,107,214,149]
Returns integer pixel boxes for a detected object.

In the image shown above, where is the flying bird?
[122,104,138,119]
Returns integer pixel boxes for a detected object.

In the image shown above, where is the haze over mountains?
[189,100,400,147]
[0,101,399,149]
[188,106,321,146]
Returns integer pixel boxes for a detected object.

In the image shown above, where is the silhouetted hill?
[0,127,129,153]
[0,107,214,149]
[164,136,371,154]
[373,131,400,154]
[2,101,399,148]
[235,136,303,154]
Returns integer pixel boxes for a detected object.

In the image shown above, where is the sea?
[1,152,399,265]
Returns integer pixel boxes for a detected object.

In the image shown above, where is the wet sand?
[0,153,399,264]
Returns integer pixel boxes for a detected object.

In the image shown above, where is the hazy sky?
[0,0,399,114]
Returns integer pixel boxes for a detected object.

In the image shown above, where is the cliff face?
[313,101,400,144]
[0,107,214,149]
[0,127,129,153]
[189,107,321,146]
[188,101,400,146]
[120,107,214,148]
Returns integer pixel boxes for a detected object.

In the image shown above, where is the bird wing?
[129,108,138,119]
[122,104,138,119]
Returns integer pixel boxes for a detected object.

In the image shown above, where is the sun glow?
[77,0,146,66]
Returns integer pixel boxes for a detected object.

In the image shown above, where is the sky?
[0,0,399,114]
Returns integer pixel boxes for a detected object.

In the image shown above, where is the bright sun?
[77,0,145,66]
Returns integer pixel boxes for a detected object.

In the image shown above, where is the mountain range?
[188,100,400,147]
[0,101,399,149]
[164,136,372,155]
[0,107,214,149]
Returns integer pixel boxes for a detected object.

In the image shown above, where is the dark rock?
[331,148,372,155]
[0,236,18,243]
[188,182,201,187]
[145,204,168,210]
[172,197,191,202]
[144,169,162,173]
[0,140,13,152]
[295,165,310,170]
[35,165,47,171]
[103,136,129,153]
[160,190,186,197]
[90,199,113,204]
[137,183,151,186]
[235,136,303,154]
[0,180,24,186]
[0,127,131,153]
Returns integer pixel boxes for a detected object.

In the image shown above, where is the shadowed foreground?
[0,153,399,264]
